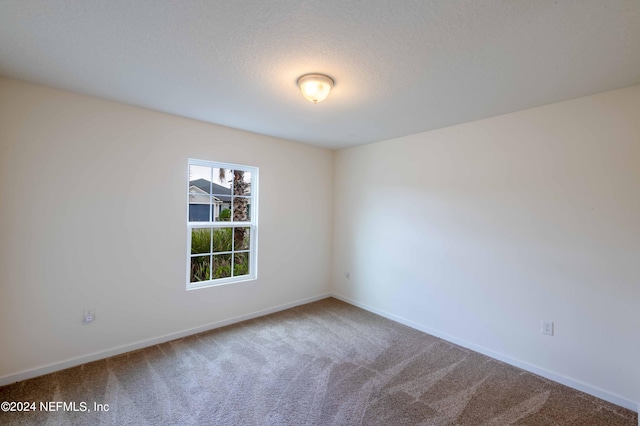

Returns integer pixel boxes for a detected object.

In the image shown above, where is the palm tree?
[219,169,250,272]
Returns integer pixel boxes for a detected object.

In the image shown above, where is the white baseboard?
[331,293,639,413]
[0,293,331,387]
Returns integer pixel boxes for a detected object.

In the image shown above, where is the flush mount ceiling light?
[297,73,334,104]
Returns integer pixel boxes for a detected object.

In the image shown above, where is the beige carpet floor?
[0,298,637,425]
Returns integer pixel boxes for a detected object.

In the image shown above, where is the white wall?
[332,85,640,409]
[0,77,333,380]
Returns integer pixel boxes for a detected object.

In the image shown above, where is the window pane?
[191,228,211,254]
[233,253,249,277]
[190,255,210,282]
[189,202,211,222]
[213,227,232,252]
[189,165,212,192]
[232,196,251,222]
[243,171,252,196]
[211,168,232,194]
[234,227,250,250]
[214,200,231,222]
[212,254,231,279]
[232,170,251,196]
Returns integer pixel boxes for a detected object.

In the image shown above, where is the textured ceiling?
[1,1,639,149]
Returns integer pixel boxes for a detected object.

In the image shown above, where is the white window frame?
[187,158,258,290]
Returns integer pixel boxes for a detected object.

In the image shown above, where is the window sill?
[186,275,257,291]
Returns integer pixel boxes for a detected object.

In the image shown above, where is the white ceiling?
[1,1,639,150]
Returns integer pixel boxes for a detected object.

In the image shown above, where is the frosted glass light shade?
[297,74,334,104]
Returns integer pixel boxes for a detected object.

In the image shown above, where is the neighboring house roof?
[189,179,232,202]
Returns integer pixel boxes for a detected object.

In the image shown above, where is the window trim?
[186,159,258,290]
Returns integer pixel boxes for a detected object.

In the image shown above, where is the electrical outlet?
[542,320,553,336]
[83,309,95,323]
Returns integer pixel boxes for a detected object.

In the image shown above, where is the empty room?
[1,1,638,425]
